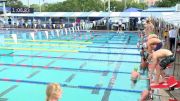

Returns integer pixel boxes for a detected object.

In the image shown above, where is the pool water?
[0,30,147,101]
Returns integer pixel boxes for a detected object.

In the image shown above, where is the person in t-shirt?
[168,27,176,51]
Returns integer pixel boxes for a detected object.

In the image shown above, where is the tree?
[30,4,40,12]
[125,0,147,10]
[6,0,25,8]
[42,0,104,12]
[83,0,103,11]
[127,2,147,9]
[105,0,147,12]
[155,0,180,7]
[104,0,125,12]
[42,0,147,12]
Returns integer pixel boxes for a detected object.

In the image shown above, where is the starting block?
[167,64,173,68]
[169,98,178,101]
[150,76,179,89]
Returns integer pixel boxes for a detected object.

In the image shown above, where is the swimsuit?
[131,77,138,84]
[159,55,175,70]
[154,42,162,51]
[140,50,149,61]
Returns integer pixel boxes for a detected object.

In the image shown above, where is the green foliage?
[42,0,147,12]
[125,0,147,9]
[42,0,103,12]
[104,0,147,12]
[42,3,62,12]
[105,0,124,11]
[6,0,148,12]
[6,0,25,8]
[128,2,147,9]
[30,4,40,12]
[155,0,180,7]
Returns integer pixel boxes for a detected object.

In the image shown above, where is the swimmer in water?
[131,68,140,87]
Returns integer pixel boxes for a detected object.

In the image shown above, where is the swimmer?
[144,38,162,53]
[140,88,153,101]
[142,34,158,43]
[140,47,149,61]
[131,68,140,87]
[147,34,158,40]
[144,20,154,36]
[148,49,175,86]
[140,47,148,74]
[140,59,148,75]
[46,83,62,101]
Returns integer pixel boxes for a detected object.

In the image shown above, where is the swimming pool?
[0,30,147,101]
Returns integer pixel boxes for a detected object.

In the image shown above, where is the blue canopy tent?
[123,7,143,31]
[123,7,143,12]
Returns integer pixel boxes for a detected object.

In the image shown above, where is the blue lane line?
[0,78,142,93]
[87,46,138,49]
[92,42,127,44]
[0,54,141,63]
[0,63,132,74]
[79,51,140,56]
[61,57,140,63]
[93,42,127,44]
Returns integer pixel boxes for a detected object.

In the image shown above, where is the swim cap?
[134,67,138,71]
[149,34,158,38]
[150,32,154,34]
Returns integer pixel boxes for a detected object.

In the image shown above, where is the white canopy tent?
[0,12,169,18]
[1,11,180,28]
[157,12,180,27]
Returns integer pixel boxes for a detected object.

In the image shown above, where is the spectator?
[21,18,25,28]
[163,28,168,48]
[38,19,41,29]
[15,19,19,28]
[28,19,32,28]
[117,20,122,33]
[168,27,176,51]
[49,18,52,29]
[177,28,180,52]
[8,17,11,25]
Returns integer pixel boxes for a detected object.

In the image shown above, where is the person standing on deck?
[117,20,122,33]
[168,27,176,51]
